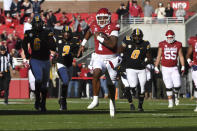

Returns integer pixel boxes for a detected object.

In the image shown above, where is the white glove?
[154,66,159,74]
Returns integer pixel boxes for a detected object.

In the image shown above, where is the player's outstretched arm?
[77,29,92,58]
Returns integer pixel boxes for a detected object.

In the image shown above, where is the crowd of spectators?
[116,0,189,24]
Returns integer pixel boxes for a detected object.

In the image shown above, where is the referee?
[0,45,15,105]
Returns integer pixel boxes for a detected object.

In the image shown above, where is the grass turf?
[0,98,197,131]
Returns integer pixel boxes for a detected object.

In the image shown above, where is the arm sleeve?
[22,32,31,59]
[48,32,57,51]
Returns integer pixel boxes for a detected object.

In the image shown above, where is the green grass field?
[0,98,197,131]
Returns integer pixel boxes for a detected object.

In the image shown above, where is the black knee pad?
[173,87,181,93]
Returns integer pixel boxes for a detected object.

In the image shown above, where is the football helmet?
[32,16,43,31]
[166,30,175,44]
[132,28,143,44]
[96,8,111,28]
[62,25,72,40]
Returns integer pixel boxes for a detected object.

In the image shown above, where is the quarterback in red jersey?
[186,36,197,112]
[155,30,185,108]
[77,8,122,117]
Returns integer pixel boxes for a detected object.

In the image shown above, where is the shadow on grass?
[0,108,195,116]
[12,127,197,131]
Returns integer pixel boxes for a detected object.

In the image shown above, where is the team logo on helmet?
[96,8,111,28]
[166,30,175,44]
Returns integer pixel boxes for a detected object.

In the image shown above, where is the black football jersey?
[122,35,150,70]
[22,29,56,60]
[56,36,80,67]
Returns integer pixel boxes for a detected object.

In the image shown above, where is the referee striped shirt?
[0,52,14,73]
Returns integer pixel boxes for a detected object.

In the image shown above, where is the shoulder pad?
[126,36,131,41]
[48,32,54,37]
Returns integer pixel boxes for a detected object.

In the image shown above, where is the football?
[99,32,108,39]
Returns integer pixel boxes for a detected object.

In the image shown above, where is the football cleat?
[138,107,144,112]
[168,102,173,108]
[194,107,197,112]
[175,99,180,106]
[87,101,99,109]
[130,103,135,111]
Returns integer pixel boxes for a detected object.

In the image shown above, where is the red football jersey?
[188,36,197,65]
[159,40,182,67]
[90,21,120,55]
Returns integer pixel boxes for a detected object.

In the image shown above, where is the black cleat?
[34,102,40,111]
[60,104,67,111]
[40,106,47,112]
[138,107,144,112]
[130,104,135,111]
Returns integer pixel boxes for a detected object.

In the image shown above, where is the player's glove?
[154,66,159,74]
[187,58,194,67]
[23,59,30,68]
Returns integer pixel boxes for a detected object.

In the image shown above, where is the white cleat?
[168,103,173,108]
[87,101,99,109]
[109,99,115,118]
[175,99,180,106]
[194,107,197,112]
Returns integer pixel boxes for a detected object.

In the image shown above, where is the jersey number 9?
[62,45,70,56]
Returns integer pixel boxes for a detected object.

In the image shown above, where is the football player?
[77,8,122,117]
[155,30,185,108]
[53,25,80,110]
[22,16,56,112]
[118,28,151,112]
[186,36,197,112]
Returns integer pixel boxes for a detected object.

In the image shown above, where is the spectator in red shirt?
[127,0,142,18]
[59,12,72,26]
[0,8,5,25]
[5,13,15,28]
[79,63,89,98]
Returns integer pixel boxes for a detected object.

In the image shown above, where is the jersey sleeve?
[22,30,31,59]
[121,36,131,48]
[146,41,151,51]
[47,31,57,51]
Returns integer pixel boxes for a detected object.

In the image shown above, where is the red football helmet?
[96,8,111,28]
[166,30,175,43]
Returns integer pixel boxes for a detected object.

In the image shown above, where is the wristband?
[81,39,87,46]
[97,35,104,43]
[181,66,185,71]
[187,58,192,64]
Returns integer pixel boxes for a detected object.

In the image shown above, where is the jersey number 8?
[130,49,140,59]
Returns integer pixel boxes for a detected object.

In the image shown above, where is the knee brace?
[173,87,181,93]
[166,88,173,96]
